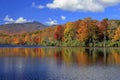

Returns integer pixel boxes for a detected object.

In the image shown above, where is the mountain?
[0,21,47,35]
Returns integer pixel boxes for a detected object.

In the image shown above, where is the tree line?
[1,17,120,47]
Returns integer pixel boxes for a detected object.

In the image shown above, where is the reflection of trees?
[76,48,89,65]
[54,48,62,60]
[0,48,120,65]
[107,49,120,64]
[91,48,107,64]
[63,48,74,64]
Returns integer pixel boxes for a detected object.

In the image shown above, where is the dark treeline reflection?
[0,48,120,65]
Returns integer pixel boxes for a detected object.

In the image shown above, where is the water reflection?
[0,48,120,65]
[0,48,120,80]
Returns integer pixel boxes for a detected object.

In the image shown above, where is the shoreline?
[0,44,120,49]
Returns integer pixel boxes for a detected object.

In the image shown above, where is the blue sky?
[0,0,120,25]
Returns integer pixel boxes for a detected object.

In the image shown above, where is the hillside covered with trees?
[1,17,120,47]
[0,21,47,35]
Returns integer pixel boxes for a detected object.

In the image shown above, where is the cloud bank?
[4,15,31,24]
[46,0,120,12]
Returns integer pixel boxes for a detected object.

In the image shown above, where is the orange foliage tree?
[77,26,89,42]
[77,18,91,42]
[114,27,120,41]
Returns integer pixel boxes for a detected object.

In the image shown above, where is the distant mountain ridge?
[0,21,47,35]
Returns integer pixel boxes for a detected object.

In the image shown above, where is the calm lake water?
[0,47,120,80]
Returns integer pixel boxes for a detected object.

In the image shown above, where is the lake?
[0,47,120,80]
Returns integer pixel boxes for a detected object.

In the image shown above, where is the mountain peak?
[0,21,48,35]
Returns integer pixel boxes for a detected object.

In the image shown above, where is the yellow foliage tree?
[64,22,76,42]
[114,27,120,41]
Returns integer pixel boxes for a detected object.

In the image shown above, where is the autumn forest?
[1,17,120,47]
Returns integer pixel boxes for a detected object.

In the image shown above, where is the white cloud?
[4,15,14,24]
[4,15,31,24]
[46,18,58,25]
[15,17,28,23]
[61,16,66,20]
[46,0,120,12]
[32,2,44,9]
[101,0,120,5]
